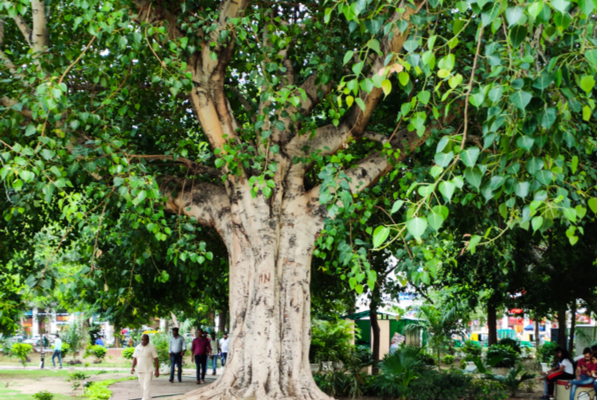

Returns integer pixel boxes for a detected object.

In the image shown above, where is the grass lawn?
[0,369,110,379]
[0,353,131,369]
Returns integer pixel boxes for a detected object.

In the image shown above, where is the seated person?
[540,347,575,400]
[565,347,596,400]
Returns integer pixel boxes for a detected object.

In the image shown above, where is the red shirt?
[191,337,211,356]
[577,359,596,375]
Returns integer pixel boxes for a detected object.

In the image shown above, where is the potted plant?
[485,344,520,376]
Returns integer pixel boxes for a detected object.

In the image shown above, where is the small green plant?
[83,377,136,400]
[11,343,33,366]
[442,354,455,365]
[60,342,70,358]
[32,391,54,400]
[84,344,107,362]
[536,342,559,364]
[66,371,90,381]
[498,338,521,355]
[487,365,536,397]
[485,344,519,368]
[463,341,482,359]
[459,358,467,370]
[122,347,135,359]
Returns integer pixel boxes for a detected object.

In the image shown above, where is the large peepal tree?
[0,0,596,399]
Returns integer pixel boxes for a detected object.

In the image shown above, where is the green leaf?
[215,158,224,168]
[528,1,544,17]
[563,208,577,222]
[367,39,380,54]
[403,39,419,53]
[539,108,557,129]
[535,170,553,185]
[515,181,530,198]
[343,50,354,65]
[509,90,532,111]
[355,97,366,111]
[262,186,273,198]
[505,6,524,27]
[417,90,431,105]
[398,72,410,86]
[509,26,528,47]
[436,137,450,153]
[439,181,456,202]
[584,50,597,68]
[434,151,454,168]
[324,7,332,23]
[391,200,404,214]
[577,0,595,16]
[516,135,535,151]
[469,92,484,108]
[459,147,480,167]
[382,79,392,97]
[373,225,390,248]
[481,2,501,26]
[406,217,427,241]
[448,74,463,89]
[464,167,483,190]
[531,216,543,231]
[588,197,597,214]
[427,212,444,231]
[551,0,571,12]
[579,75,595,93]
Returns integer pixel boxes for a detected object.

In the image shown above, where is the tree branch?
[162,178,233,244]
[0,96,33,118]
[130,155,221,178]
[31,0,49,53]
[12,14,32,47]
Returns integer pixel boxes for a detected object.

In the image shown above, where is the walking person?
[219,333,229,367]
[168,327,186,383]
[51,334,62,369]
[191,330,211,384]
[209,332,220,375]
[131,334,159,400]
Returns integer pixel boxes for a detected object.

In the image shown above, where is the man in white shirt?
[131,334,159,400]
[219,333,229,367]
[168,327,186,383]
[52,334,62,369]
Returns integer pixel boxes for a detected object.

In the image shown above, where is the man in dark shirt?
[191,330,211,384]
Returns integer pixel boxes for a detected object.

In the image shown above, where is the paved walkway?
[110,374,218,400]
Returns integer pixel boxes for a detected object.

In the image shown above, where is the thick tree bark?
[487,301,498,346]
[534,319,539,349]
[557,307,567,349]
[568,301,576,353]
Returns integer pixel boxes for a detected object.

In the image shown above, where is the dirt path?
[110,375,218,400]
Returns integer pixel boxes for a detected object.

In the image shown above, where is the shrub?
[84,344,107,361]
[487,365,535,397]
[463,341,482,360]
[418,352,436,366]
[309,319,355,364]
[148,333,169,365]
[536,342,559,364]
[486,344,519,368]
[83,377,136,400]
[60,343,70,358]
[32,391,54,400]
[442,355,455,365]
[122,347,135,360]
[460,359,467,370]
[406,369,473,400]
[498,338,521,355]
[469,380,508,400]
[371,346,426,398]
[11,343,33,366]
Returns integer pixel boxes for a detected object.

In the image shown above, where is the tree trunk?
[179,190,330,400]
[487,301,498,346]
[534,319,539,349]
[568,301,576,353]
[557,307,567,349]
[218,308,228,334]
[369,298,380,375]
